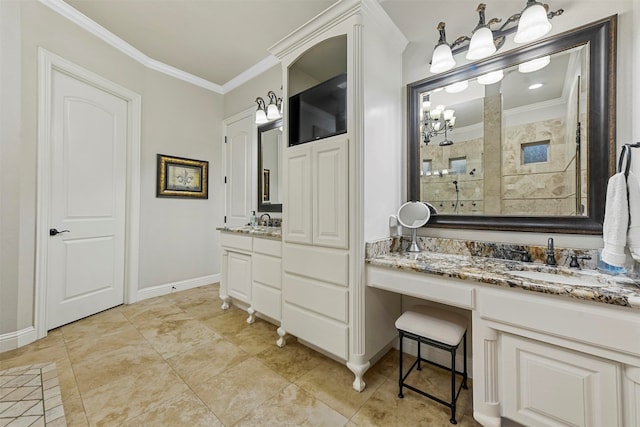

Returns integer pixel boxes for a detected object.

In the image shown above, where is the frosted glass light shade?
[466,26,496,60]
[255,109,267,124]
[518,55,550,73]
[430,43,456,74]
[266,104,280,120]
[443,109,455,121]
[477,69,504,85]
[514,2,552,43]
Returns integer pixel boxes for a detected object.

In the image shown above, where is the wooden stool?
[395,305,468,424]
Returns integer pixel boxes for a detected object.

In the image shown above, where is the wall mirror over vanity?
[257,119,283,213]
[407,15,616,234]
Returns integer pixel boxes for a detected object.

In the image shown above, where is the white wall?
[0,0,223,338]
[403,3,636,251]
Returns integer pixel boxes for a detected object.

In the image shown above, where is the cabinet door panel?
[283,145,312,244]
[252,282,281,321]
[312,138,348,249]
[502,333,621,427]
[227,252,252,303]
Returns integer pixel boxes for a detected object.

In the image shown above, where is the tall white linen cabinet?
[269,0,407,391]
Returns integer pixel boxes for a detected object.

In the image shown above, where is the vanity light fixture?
[266,90,282,120]
[255,97,268,124]
[428,1,563,74]
[528,83,544,90]
[255,90,283,124]
[421,95,456,145]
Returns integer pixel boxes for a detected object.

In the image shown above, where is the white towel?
[627,171,640,261]
[601,172,628,267]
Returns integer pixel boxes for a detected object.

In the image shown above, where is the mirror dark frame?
[258,119,283,213]
[407,16,616,234]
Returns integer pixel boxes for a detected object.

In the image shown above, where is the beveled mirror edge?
[406,15,617,235]
[258,119,283,213]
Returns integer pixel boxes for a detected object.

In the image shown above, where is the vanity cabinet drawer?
[366,266,474,309]
[220,233,252,252]
[283,273,348,323]
[252,282,281,321]
[253,237,281,257]
[252,253,281,290]
[282,302,348,360]
[283,244,348,287]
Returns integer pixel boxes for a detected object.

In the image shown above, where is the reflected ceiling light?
[528,83,544,90]
[429,22,456,74]
[445,80,469,93]
[255,97,267,124]
[477,69,504,85]
[514,1,553,44]
[518,55,550,73]
[428,2,563,75]
[466,4,497,60]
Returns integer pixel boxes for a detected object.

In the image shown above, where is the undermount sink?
[509,270,608,287]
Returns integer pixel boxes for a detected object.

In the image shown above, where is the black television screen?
[288,73,347,146]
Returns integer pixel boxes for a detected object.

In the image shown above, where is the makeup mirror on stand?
[397,202,431,252]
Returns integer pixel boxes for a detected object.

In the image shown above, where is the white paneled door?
[224,114,253,226]
[46,69,127,329]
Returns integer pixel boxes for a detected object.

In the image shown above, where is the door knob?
[49,228,70,236]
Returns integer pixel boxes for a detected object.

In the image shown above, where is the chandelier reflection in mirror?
[421,95,456,146]
[430,1,564,74]
[255,90,283,124]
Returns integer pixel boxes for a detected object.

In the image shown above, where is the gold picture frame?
[157,154,208,199]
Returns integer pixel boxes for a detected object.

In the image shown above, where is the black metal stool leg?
[450,346,457,424]
[462,331,468,390]
[398,330,404,398]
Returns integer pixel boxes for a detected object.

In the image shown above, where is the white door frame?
[222,106,257,225]
[34,48,141,339]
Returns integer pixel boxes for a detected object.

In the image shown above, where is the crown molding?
[222,55,280,93]
[37,0,278,95]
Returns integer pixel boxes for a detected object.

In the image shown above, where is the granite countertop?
[366,251,640,309]
[217,225,282,240]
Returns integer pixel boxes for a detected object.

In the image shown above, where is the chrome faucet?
[259,213,271,227]
[546,237,556,266]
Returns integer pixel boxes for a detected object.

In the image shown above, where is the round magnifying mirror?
[397,201,431,252]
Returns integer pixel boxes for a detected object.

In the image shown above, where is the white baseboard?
[0,327,37,353]
[135,274,220,302]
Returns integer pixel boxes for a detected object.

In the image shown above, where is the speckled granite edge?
[366,236,598,269]
[366,237,640,309]
[217,226,282,241]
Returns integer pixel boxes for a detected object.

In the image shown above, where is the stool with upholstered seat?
[395,305,468,424]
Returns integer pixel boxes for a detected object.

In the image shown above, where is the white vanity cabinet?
[250,237,282,322]
[219,232,282,323]
[270,0,407,392]
[283,136,349,249]
[220,232,253,308]
[366,263,640,427]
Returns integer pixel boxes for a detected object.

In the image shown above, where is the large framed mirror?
[258,119,283,212]
[407,16,616,234]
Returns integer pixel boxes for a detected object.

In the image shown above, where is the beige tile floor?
[0,284,480,426]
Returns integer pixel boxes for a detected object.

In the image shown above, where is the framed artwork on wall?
[157,154,208,199]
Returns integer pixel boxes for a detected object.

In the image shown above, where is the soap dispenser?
[250,211,257,227]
